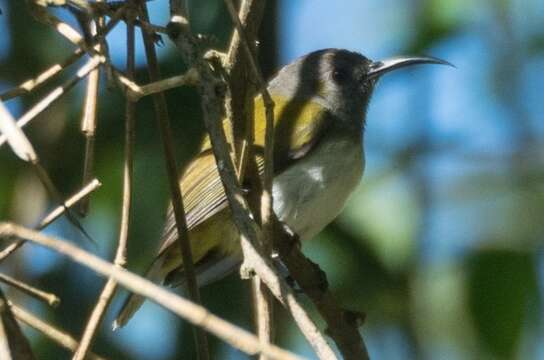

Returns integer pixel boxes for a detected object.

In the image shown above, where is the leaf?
[467,248,538,358]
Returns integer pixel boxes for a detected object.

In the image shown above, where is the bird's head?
[268,48,451,130]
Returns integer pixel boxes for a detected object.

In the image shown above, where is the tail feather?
[112,256,167,330]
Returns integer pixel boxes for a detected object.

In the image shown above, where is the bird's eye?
[332,68,348,83]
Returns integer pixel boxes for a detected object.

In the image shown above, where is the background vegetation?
[0,0,543,358]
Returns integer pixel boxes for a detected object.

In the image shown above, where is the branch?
[0,289,35,360]
[277,234,369,360]
[222,0,275,354]
[0,56,105,149]
[112,67,200,102]
[0,49,84,101]
[0,223,303,360]
[10,302,106,360]
[0,273,59,307]
[139,4,209,359]
[0,179,101,262]
[72,9,136,360]
[78,18,102,217]
[166,13,336,360]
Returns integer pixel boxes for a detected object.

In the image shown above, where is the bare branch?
[10,302,106,360]
[0,179,101,263]
[222,0,276,354]
[0,100,37,162]
[0,223,303,360]
[113,67,200,102]
[166,13,336,360]
[139,4,209,359]
[0,289,35,360]
[0,273,59,307]
[72,13,136,360]
[0,49,84,101]
[0,56,105,149]
[79,19,102,217]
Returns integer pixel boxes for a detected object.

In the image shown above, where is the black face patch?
[332,68,349,84]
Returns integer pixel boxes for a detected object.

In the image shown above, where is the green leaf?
[467,248,538,358]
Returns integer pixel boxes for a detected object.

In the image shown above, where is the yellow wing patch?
[159,94,330,260]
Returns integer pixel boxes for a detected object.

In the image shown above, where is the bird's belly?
[272,139,364,241]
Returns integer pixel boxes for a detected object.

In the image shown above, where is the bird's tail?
[112,255,167,330]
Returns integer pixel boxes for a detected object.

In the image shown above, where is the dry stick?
[79,19,102,217]
[166,16,336,360]
[0,224,303,360]
[0,55,105,148]
[0,49,84,101]
[113,67,200,102]
[0,290,35,360]
[227,4,370,359]
[139,5,210,360]
[28,1,125,53]
[0,98,92,244]
[0,179,102,263]
[277,238,369,360]
[223,0,275,355]
[72,17,137,360]
[0,5,127,149]
[0,273,59,307]
[0,302,13,360]
[224,0,275,253]
[10,303,106,360]
[31,162,95,244]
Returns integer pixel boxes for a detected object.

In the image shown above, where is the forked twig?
[223,0,276,354]
[10,302,106,360]
[0,56,105,149]
[0,179,102,263]
[72,13,136,360]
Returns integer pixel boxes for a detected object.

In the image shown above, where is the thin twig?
[0,49,84,101]
[240,236,337,359]
[0,55,105,149]
[0,273,59,307]
[0,223,303,360]
[31,162,95,244]
[223,0,276,355]
[0,289,34,360]
[0,98,92,243]
[139,4,210,360]
[27,1,125,55]
[72,14,136,360]
[0,304,13,360]
[113,67,200,102]
[0,179,102,263]
[166,15,336,360]
[10,302,106,360]
[79,18,102,217]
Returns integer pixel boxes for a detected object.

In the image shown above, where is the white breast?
[272,138,364,241]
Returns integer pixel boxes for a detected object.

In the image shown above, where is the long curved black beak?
[368,56,454,80]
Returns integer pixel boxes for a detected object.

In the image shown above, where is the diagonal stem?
[139,4,210,360]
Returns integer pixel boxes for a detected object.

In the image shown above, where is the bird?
[113,48,450,328]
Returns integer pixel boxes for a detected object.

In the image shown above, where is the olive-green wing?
[158,95,331,257]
